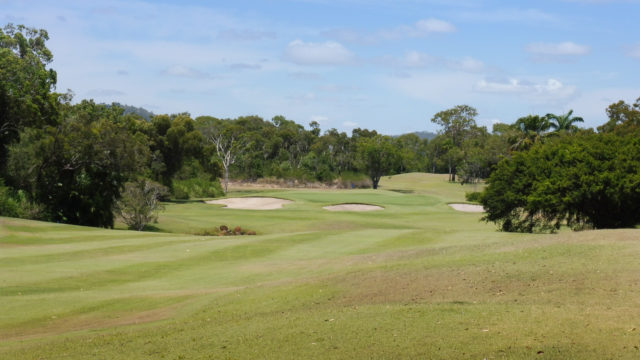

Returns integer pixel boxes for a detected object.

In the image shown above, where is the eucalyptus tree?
[598,98,640,134]
[197,117,246,193]
[430,105,478,181]
[0,24,61,177]
[355,134,401,189]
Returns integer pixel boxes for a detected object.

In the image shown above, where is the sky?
[3,0,640,134]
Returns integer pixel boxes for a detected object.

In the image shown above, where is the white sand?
[448,203,485,213]
[206,197,293,210]
[323,204,383,212]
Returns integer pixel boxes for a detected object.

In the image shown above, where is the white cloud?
[343,121,358,128]
[86,88,126,97]
[284,40,355,65]
[162,65,211,78]
[323,18,455,44]
[414,18,456,34]
[526,42,590,56]
[626,44,640,59]
[217,29,276,41]
[474,77,577,102]
[399,51,484,72]
[229,63,262,70]
[310,115,329,124]
[447,57,485,72]
[403,51,438,68]
[385,71,482,105]
[459,8,556,23]
[565,88,640,128]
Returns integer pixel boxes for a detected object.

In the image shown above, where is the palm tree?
[546,110,584,132]
[510,115,551,151]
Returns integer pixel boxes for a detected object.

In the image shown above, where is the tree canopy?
[481,132,640,232]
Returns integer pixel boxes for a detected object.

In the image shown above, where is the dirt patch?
[323,204,383,212]
[448,203,485,213]
[206,197,292,210]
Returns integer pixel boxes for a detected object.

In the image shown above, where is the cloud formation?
[323,18,456,44]
[474,77,577,101]
[399,51,484,72]
[86,88,126,97]
[162,65,211,79]
[284,40,355,65]
[218,29,277,41]
[413,18,456,34]
[627,44,640,59]
[526,41,590,56]
[459,8,556,23]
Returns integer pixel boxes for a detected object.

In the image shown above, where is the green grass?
[1,173,640,359]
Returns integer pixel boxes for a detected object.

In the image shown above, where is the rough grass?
[1,173,640,359]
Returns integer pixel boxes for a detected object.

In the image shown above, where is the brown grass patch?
[2,301,185,342]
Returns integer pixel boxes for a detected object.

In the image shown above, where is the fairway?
[1,173,640,359]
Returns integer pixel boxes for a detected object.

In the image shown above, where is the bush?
[0,180,46,220]
[337,171,372,189]
[465,191,483,203]
[115,179,169,231]
[0,181,20,217]
[172,177,224,199]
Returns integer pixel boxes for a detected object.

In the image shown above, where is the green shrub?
[172,177,224,199]
[337,171,372,189]
[0,180,47,220]
[465,191,483,203]
[0,181,20,217]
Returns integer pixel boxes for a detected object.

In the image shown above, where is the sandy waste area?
[448,203,485,213]
[206,197,292,210]
[323,204,383,212]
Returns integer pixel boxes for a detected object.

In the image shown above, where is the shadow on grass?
[388,189,415,194]
[162,199,208,204]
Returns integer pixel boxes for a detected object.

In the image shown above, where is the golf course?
[1,173,639,359]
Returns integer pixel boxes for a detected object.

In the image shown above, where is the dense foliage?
[481,131,640,232]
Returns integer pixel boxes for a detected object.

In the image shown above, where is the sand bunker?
[448,203,485,213]
[206,197,292,210]
[323,204,383,212]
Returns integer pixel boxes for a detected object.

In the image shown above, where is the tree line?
[2,23,640,232]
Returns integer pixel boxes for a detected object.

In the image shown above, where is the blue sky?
[3,0,640,134]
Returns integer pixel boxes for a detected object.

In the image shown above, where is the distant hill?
[411,131,437,140]
[110,102,155,121]
[393,131,438,140]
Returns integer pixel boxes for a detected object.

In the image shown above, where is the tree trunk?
[224,166,229,193]
[372,176,380,189]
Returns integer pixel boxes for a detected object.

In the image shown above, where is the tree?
[197,117,246,193]
[7,101,148,227]
[115,179,168,231]
[598,98,640,134]
[546,110,584,132]
[393,133,428,173]
[480,132,640,232]
[510,115,551,151]
[0,24,61,177]
[355,135,401,189]
[430,105,478,181]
